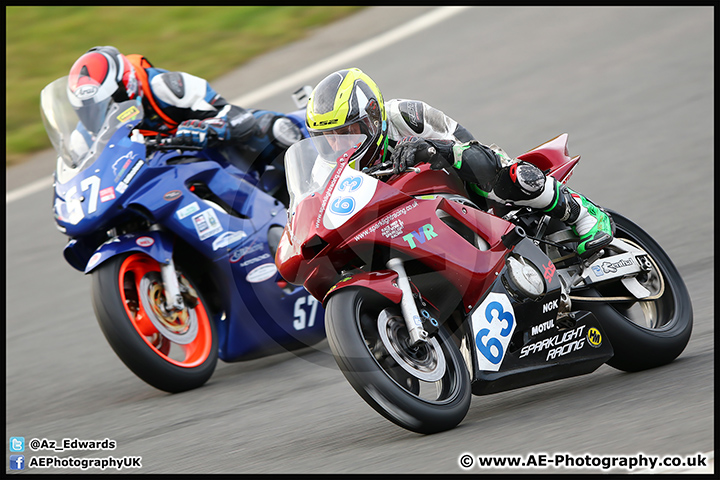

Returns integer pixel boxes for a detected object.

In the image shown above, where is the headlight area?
[504,254,546,300]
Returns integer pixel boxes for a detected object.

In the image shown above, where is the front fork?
[386,258,428,346]
[148,225,196,313]
[160,260,186,311]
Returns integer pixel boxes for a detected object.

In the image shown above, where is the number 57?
[293,295,319,330]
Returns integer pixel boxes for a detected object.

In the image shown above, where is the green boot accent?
[569,191,614,256]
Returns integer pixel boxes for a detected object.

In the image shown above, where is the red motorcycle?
[276,133,692,434]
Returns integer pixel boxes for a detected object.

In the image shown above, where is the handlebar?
[361,145,437,178]
[145,134,204,152]
[362,162,421,177]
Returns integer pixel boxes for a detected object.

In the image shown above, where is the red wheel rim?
[118,253,213,368]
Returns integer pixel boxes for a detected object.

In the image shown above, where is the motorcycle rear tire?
[92,252,218,392]
[574,210,693,372]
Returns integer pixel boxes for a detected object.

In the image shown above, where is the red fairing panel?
[516,133,580,184]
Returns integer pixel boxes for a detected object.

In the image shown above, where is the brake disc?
[377,309,446,382]
[139,272,198,345]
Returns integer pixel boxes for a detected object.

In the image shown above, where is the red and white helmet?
[67,46,140,133]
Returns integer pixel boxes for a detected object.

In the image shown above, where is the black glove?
[390,136,454,174]
[175,118,229,147]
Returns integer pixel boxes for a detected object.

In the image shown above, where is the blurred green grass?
[6,6,364,167]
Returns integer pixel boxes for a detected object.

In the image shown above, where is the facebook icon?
[10,455,25,470]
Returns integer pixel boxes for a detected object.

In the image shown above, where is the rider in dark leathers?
[304,68,613,256]
[67,45,302,170]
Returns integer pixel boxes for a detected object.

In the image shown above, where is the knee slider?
[514,162,545,195]
[494,161,546,201]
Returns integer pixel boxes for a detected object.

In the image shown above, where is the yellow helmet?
[306,68,387,170]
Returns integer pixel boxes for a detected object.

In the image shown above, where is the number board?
[471,292,517,371]
[322,168,378,230]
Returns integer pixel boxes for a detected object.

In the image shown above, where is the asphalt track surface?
[6,7,713,474]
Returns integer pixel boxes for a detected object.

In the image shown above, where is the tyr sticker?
[402,224,438,249]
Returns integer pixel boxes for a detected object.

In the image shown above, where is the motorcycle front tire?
[326,287,471,434]
[91,252,218,393]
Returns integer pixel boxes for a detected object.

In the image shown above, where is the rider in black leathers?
[67,45,303,171]
[304,67,614,256]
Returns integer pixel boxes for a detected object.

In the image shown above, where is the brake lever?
[362,161,392,175]
[364,164,421,177]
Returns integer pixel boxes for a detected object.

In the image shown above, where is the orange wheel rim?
[118,253,212,368]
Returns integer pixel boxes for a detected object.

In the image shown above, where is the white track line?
[230,7,471,107]
[6,7,469,205]
[6,176,53,204]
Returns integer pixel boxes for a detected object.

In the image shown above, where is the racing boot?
[491,161,613,256]
[542,179,614,256]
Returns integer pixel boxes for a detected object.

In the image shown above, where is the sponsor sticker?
[587,327,603,347]
[519,325,587,361]
[531,319,554,336]
[117,105,140,123]
[87,252,102,269]
[543,260,556,282]
[192,208,223,241]
[587,253,639,282]
[246,263,278,283]
[116,159,144,194]
[353,200,418,242]
[163,190,182,201]
[542,299,559,314]
[229,243,264,263]
[99,186,116,203]
[326,276,353,295]
[112,152,136,182]
[136,236,155,247]
[402,223,438,249]
[212,231,247,251]
[381,219,405,239]
[121,160,144,185]
[176,201,200,220]
[239,253,270,268]
[601,258,634,274]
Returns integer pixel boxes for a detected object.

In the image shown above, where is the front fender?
[323,270,402,306]
[84,231,175,274]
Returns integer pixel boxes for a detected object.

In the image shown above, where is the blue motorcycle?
[40,77,325,392]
